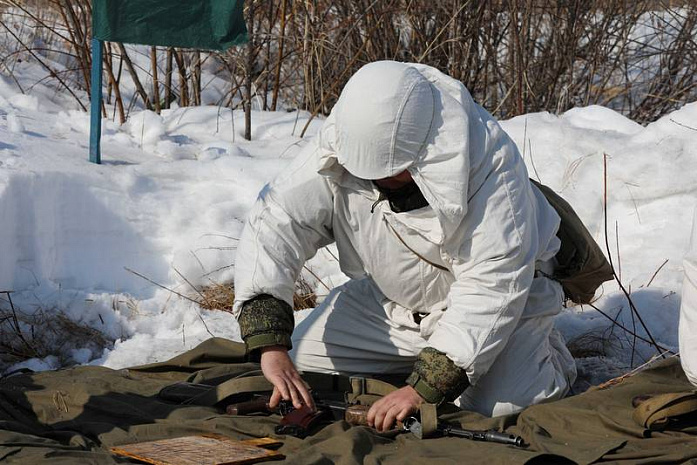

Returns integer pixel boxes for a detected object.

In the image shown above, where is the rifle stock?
[225,395,523,446]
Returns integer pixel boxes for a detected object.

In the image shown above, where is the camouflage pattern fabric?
[238,294,294,353]
[407,347,470,404]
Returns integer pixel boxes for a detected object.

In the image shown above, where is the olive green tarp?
[92,0,247,51]
[1,338,696,464]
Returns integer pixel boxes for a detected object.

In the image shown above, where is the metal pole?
[89,38,103,164]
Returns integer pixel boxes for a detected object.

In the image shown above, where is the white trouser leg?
[455,275,577,417]
[291,275,577,417]
[680,206,697,386]
[290,277,428,375]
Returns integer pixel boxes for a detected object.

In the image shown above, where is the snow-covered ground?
[0,59,695,389]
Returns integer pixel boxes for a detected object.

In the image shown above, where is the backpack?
[530,179,614,304]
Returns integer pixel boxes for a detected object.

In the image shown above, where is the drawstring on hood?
[370,192,386,213]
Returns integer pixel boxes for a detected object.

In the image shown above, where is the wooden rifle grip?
[345,404,406,430]
[226,398,272,415]
[344,404,370,426]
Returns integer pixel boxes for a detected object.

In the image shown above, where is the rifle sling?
[633,390,697,430]
[346,376,439,436]
[185,375,274,406]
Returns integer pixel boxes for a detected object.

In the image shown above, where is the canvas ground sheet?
[1,338,696,464]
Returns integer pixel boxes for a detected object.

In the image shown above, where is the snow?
[503,103,696,385]
[0,61,695,391]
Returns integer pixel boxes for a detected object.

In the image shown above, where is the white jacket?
[680,206,697,386]
[234,62,562,385]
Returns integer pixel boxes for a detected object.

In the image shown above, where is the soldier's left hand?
[367,385,424,432]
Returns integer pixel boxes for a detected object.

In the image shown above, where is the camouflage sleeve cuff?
[238,294,294,354]
[406,347,470,405]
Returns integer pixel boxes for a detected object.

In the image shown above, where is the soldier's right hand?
[260,345,315,411]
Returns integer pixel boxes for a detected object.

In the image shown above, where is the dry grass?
[198,275,318,313]
[566,328,624,359]
[593,353,679,390]
[0,270,319,371]
[0,292,110,371]
[196,282,237,313]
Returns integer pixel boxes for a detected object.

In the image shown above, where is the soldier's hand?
[259,345,315,411]
[367,386,423,432]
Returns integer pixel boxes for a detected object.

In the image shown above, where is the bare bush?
[233,0,697,125]
[1,1,694,127]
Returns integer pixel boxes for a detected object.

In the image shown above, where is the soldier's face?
[373,170,412,190]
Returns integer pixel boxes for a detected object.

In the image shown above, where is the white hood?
[317,61,491,244]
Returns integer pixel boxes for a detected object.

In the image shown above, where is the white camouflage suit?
[680,206,697,386]
[234,61,577,416]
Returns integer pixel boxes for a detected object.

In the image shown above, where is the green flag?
[92,0,247,51]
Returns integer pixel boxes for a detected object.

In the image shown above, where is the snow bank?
[502,103,697,383]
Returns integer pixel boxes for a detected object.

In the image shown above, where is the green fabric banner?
[92,0,247,51]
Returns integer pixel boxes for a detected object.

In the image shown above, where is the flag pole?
[89,38,103,164]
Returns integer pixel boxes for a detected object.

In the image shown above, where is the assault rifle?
[226,394,371,438]
[226,394,524,446]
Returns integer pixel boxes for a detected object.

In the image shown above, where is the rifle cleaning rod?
[443,425,524,447]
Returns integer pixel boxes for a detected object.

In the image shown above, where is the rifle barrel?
[444,424,524,447]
